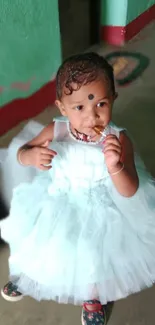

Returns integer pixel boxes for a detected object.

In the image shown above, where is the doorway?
[58,0,101,58]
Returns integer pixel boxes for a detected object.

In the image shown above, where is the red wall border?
[101,4,155,46]
[0,80,56,136]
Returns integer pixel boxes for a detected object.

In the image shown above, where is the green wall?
[101,0,128,26]
[0,0,61,106]
[126,0,155,24]
[101,0,155,26]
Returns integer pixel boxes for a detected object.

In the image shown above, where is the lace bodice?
[47,117,124,194]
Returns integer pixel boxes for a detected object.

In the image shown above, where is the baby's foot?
[81,300,106,325]
[1,281,23,302]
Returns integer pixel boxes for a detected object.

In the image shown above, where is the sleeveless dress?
[1,117,155,305]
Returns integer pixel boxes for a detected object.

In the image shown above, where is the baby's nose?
[87,109,99,122]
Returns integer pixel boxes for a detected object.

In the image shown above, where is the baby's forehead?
[56,53,115,100]
[62,80,110,103]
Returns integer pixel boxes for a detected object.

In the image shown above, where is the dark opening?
[58,0,101,59]
[89,0,100,46]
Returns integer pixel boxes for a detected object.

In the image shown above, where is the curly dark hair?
[56,52,115,100]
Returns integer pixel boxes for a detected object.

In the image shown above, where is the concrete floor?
[0,22,155,325]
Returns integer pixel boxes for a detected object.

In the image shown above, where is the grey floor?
[0,22,155,325]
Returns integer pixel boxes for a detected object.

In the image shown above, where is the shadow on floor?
[106,302,114,323]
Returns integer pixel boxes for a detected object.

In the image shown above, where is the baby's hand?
[20,141,57,170]
[103,135,122,173]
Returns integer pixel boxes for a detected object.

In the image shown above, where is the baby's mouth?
[93,125,104,135]
[75,129,96,139]
[71,123,105,142]
[76,125,104,137]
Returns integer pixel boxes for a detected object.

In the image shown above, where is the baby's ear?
[55,100,67,116]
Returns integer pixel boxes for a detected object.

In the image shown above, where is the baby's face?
[56,79,116,137]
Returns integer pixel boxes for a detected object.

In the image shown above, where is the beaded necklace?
[67,122,109,145]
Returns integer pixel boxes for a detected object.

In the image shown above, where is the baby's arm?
[111,132,139,197]
[104,132,139,197]
[17,122,57,170]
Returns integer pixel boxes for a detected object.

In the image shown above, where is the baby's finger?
[41,153,54,160]
[41,158,52,165]
[104,134,117,140]
[39,164,52,171]
[104,136,120,146]
[41,148,57,156]
[104,150,121,159]
[104,144,122,153]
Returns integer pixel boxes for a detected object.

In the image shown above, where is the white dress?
[1,117,155,305]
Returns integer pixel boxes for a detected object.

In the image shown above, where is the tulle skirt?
[1,121,155,305]
[1,166,155,304]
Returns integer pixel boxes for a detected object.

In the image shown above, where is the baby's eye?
[75,105,83,111]
[97,102,105,108]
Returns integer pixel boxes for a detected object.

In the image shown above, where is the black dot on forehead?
[88,94,94,100]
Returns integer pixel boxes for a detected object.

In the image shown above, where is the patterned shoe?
[81,300,106,325]
[1,281,23,302]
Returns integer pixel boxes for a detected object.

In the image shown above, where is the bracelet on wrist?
[18,149,27,166]
[108,163,124,176]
